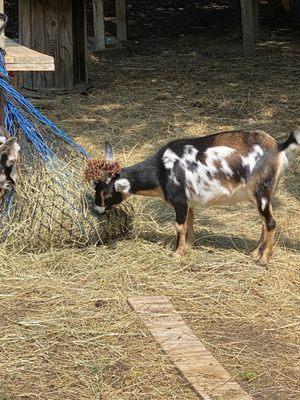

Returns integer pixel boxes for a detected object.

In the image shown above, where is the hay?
[0,29,299,400]
[0,129,133,252]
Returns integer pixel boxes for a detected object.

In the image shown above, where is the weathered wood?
[252,0,259,41]
[19,0,86,90]
[0,1,6,127]
[93,0,106,50]
[0,0,4,50]
[240,0,255,58]
[116,0,127,43]
[18,0,33,88]
[4,37,54,72]
[72,0,87,84]
[128,296,253,400]
[32,0,46,88]
[58,0,73,90]
[43,0,60,88]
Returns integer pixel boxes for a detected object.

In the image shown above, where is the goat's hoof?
[172,250,185,258]
[250,248,261,260]
[257,257,268,267]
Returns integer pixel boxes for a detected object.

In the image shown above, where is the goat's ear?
[103,141,114,161]
[0,137,20,168]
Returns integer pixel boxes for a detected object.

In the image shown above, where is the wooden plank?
[116,0,127,43]
[32,0,46,88]
[72,0,87,84]
[0,1,6,127]
[0,0,5,49]
[58,0,73,89]
[240,0,255,58]
[44,0,60,88]
[128,296,253,400]
[93,0,106,50]
[252,0,259,41]
[4,37,55,71]
[18,0,33,88]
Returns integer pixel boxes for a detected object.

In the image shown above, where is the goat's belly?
[189,184,250,207]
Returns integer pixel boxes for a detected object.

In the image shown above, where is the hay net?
[0,53,132,251]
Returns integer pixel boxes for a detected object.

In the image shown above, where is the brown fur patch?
[135,187,164,199]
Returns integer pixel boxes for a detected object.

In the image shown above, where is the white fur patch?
[94,205,106,214]
[205,146,235,177]
[162,148,180,185]
[114,178,131,193]
[8,142,20,161]
[261,197,268,211]
[294,130,300,144]
[0,136,6,145]
[241,145,264,173]
[163,144,241,205]
[163,148,178,169]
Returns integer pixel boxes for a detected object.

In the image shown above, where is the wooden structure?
[4,38,54,72]
[93,0,127,51]
[92,0,258,57]
[92,0,298,59]
[18,0,87,90]
[240,0,259,58]
[129,296,253,400]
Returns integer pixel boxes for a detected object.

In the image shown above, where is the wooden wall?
[19,0,87,90]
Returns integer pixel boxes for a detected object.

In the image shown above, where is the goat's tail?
[279,129,300,152]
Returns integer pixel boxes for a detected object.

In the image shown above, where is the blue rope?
[0,50,10,80]
[0,78,90,158]
[5,100,55,160]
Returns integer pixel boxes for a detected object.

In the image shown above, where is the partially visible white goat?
[0,131,20,195]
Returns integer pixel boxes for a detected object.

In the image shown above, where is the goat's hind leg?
[251,224,266,260]
[252,194,276,265]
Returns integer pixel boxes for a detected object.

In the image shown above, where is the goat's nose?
[94,205,106,215]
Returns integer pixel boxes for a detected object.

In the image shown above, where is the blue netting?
[0,49,132,249]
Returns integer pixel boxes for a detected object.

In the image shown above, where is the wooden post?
[116,0,127,43]
[252,0,259,41]
[0,0,4,50]
[93,0,106,50]
[19,0,86,90]
[240,0,255,58]
[0,1,6,131]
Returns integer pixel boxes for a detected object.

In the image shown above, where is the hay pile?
[0,131,133,251]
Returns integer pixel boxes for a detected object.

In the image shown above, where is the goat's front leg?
[172,200,188,257]
[186,208,195,246]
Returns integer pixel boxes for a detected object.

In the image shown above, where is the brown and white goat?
[0,134,20,196]
[91,130,299,265]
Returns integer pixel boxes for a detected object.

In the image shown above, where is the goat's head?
[85,142,126,214]
[0,136,20,196]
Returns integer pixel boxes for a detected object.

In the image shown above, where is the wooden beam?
[93,0,106,50]
[240,0,255,58]
[116,0,127,43]
[0,0,4,50]
[252,0,259,41]
[128,296,253,400]
[0,1,6,130]
[4,37,55,72]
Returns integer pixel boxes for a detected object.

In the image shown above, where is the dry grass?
[0,33,299,400]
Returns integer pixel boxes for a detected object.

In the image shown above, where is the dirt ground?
[1,3,300,400]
